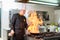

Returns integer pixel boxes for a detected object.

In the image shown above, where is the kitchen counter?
[44,36,60,40]
[27,32,60,40]
[3,27,11,40]
[44,32,60,40]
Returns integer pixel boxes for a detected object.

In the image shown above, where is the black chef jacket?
[11,13,28,40]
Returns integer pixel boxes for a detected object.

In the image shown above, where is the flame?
[27,11,43,33]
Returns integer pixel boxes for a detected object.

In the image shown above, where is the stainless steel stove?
[27,32,60,40]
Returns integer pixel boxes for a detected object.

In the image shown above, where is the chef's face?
[19,9,26,15]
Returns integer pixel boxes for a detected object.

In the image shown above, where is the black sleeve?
[11,14,17,30]
[24,17,28,29]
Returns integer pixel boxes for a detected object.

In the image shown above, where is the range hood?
[28,0,58,6]
[15,0,59,6]
[55,0,60,10]
[55,5,60,10]
[15,0,29,3]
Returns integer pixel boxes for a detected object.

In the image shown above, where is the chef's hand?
[8,30,14,36]
[26,30,30,35]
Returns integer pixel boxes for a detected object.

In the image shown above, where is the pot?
[48,25,57,32]
[38,26,46,32]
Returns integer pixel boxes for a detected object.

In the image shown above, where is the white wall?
[1,0,55,40]
[55,10,60,24]
[0,1,2,40]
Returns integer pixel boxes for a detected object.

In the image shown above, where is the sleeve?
[24,17,28,29]
[11,14,16,30]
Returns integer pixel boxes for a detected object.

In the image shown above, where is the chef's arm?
[11,14,16,30]
[9,14,16,36]
[24,18,28,29]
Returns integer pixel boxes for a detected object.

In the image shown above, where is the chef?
[9,9,28,40]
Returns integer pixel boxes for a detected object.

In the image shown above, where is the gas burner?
[27,32,56,39]
[27,33,44,39]
[44,32,56,37]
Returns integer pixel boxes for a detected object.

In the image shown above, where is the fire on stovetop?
[27,11,43,33]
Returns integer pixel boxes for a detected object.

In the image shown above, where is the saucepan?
[38,26,47,32]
